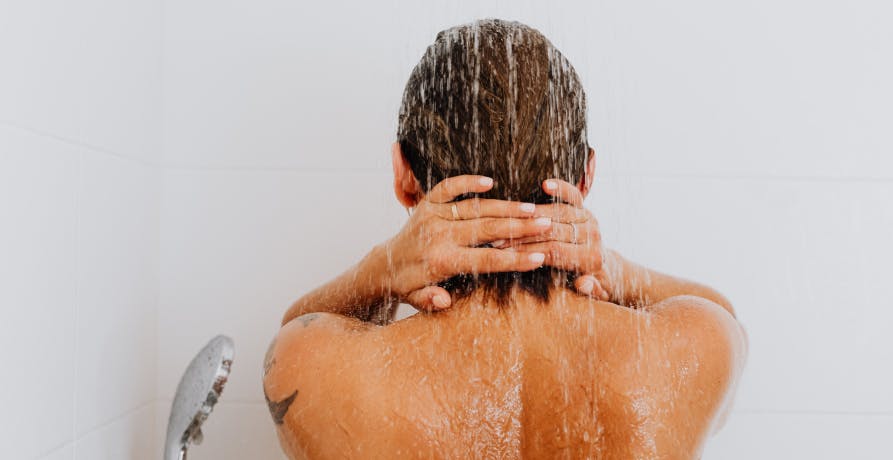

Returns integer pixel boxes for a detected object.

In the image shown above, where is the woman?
[264,19,745,459]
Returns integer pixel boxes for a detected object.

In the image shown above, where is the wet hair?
[397,18,590,304]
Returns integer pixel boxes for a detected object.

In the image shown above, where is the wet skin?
[263,289,745,459]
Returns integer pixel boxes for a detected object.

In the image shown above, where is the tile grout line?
[5,118,890,184]
[160,165,893,184]
[38,400,156,459]
[0,119,162,171]
[604,171,893,184]
[71,150,83,460]
[736,409,893,417]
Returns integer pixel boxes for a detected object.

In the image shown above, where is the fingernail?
[520,202,536,213]
[544,180,557,191]
[491,239,506,248]
[433,293,450,308]
[580,279,594,294]
[529,252,545,264]
[535,217,552,227]
[479,177,494,187]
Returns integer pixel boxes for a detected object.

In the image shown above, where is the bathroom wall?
[0,1,162,459]
[156,0,893,458]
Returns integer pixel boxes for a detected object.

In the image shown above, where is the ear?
[577,147,596,198]
[391,141,423,208]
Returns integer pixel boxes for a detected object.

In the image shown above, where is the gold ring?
[451,203,460,219]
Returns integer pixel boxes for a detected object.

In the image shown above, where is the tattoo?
[298,313,320,327]
[265,389,298,425]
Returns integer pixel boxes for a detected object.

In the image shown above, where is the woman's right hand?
[384,175,558,310]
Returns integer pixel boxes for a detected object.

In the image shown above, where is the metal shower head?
[164,335,234,460]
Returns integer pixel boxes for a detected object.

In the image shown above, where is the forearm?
[282,244,397,326]
[603,249,735,316]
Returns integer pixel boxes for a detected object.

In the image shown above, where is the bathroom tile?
[157,170,405,403]
[152,401,168,460]
[161,0,893,178]
[0,126,79,459]
[160,0,597,172]
[162,0,398,171]
[75,0,163,164]
[589,0,893,180]
[0,0,162,164]
[0,2,83,147]
[703,412,893,460]
[587,176,893,413]
[75,152,160,435]
[74,403,156,460]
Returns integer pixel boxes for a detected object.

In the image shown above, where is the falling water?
[265,17,745,460]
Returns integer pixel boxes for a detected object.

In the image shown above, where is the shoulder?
[650,295,746,366]
[266,312,370,376]
[263,312,369,399]
[650,295,747,427]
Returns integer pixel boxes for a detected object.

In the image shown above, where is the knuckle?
[428,252,449,275]
[484,251,503,267]
[481,219,500,238]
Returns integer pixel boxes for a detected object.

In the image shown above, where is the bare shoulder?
[650,295,747,444]
[649,295,746,366]
[262,312,369,420]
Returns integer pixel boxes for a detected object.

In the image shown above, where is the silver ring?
[451,203,460,219]
[571,222,579,244]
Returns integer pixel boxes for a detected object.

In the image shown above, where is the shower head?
[164,335,234,460]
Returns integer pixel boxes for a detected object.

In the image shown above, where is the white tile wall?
[76,154,159,434]
[0,126,161,458]
[0,0,162,457]
[74,404,156,460]
[0,0,163,164]
[586,1,893,180]
[0,126,79,459]
[703,412,893,460]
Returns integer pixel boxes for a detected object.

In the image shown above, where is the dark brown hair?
[397,19,590,303]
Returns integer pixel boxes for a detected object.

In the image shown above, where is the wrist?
[362,242,399,299]
[600,248,624,299]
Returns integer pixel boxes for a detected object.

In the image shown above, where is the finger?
[575,275,597,296]
[405,286,453,312]
[427,175,494,204]
[459,216,553,246]
[542,179,584,206]
[439,199,589,222]
[530,202,589,223]
[574,275,610,301]
[456,248,546,274]
[516,241,602,273]
[491,222,599,247]
[435,198,538,220]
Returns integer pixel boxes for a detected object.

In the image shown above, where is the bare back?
[263,291,743,459]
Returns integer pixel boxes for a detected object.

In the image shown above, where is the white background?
[2,0,892,458]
